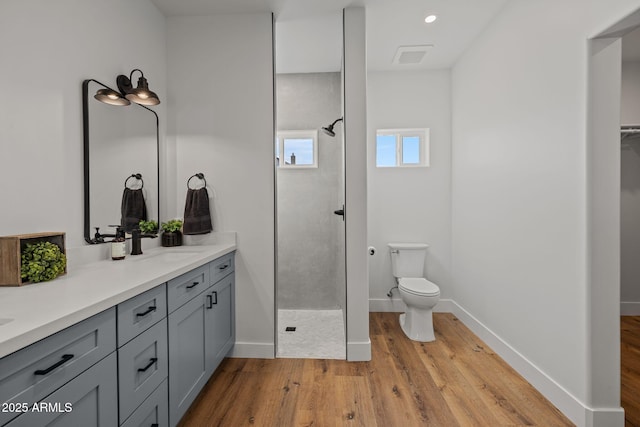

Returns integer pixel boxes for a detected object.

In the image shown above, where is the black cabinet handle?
[218,264,229,270]
[206,294,213,309]
[138,358,158,373]
[136,306,157,317]
[151,424,159,427]
[186,281,199,289]
[212,291,218,305]
[34,354,74,375]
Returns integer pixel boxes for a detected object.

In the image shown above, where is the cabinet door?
[6,353,117,427]
[205,274,235,376]
[118,319,168,424]
[167,292,208,426]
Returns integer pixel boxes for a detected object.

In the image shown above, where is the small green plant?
[138,219,159,234]
[161,219,183,233]
[21,241,67,283]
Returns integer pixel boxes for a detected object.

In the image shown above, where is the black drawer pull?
[186,281,199,289]
[206,294,213,309]
[34,354,74,375]
[218,264,229,270]
[136,306,157,317]
[138,358,158,373]
[212,291,218,305]
[151,424,159,427]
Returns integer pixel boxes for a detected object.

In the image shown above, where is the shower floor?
[277,309,346,359]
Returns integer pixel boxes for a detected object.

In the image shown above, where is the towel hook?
[187,173,207,190]
[124,173,144,189]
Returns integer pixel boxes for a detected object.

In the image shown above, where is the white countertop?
[0,237,236,359]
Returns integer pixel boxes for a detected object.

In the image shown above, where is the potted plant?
[161,219,183,247]
[138,219,159,235]
[20,241,67,283]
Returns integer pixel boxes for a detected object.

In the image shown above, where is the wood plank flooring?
[178,312,573,426]
[622,316,640,427]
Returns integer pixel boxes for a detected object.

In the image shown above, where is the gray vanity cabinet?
[0,308,117,427]
[116,283,168,427]
[0,251,235,427]
[204,273,235,376]
[167,289,209,426]
[5,353,118,427]
[167,253,235,426]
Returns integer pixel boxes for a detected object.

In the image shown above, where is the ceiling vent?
[392,45,433,65]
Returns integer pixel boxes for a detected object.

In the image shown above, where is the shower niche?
[274,12,346,359]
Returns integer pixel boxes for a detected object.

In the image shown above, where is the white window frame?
[375,128,430,168]
[275,130,318,168]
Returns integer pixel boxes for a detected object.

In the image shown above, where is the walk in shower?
[274,13,346,359]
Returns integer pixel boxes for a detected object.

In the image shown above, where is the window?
[375,128,430,167]
[275,130,318,168]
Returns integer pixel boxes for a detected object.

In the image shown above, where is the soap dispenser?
[111,227,126,260]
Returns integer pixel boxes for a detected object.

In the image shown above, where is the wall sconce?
[93,69,160,106]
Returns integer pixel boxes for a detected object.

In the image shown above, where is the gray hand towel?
[121,188,148,232]
[183,188,213,235]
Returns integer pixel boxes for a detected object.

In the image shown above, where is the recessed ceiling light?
[425,15,437,24]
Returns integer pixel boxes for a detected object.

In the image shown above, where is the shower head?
[321,117,343,137]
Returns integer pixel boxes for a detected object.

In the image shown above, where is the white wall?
[0,0,166,248]
[344,7,371,361]
[621,60,640,313]
[451,0,640,425]
[367,70,451,311]
[166,14,276,358]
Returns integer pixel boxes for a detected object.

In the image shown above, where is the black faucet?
[88,227,116,244]
[130,227,158,255]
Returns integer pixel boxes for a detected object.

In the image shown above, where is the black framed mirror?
[82,79,160,244]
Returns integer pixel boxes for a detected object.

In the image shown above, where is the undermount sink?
[130,250,200,263]
[0,318,14,326]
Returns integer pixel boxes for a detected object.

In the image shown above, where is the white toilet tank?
[388,243,428,278]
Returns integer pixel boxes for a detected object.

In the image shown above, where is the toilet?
[389,243,440,342]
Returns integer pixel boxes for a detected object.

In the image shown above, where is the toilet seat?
[398,278,440,296]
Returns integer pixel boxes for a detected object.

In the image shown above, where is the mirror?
[83,79,159,243]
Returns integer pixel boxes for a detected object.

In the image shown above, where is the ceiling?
[150,0,510,72]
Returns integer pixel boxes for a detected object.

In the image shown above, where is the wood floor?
[179,312,573,426]
[622,316,640,427]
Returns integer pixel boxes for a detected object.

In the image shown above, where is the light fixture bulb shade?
[124,75,160,105]
[125,89,161,106]
[94,88,130,106]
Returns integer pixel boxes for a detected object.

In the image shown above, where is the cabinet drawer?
[0,308,116,426]
[5,352,118,427]
[121,379,168,427]
[210,252,234,284]
[118,319,168,424]
[167,264,209,313]
[117,283,167,346]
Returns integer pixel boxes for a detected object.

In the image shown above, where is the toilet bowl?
[389,243,440,342]
[397,277,440,342]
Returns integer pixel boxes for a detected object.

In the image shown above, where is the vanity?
[0,239,236,427]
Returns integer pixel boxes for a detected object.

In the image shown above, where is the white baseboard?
[447,301,589,425]
[584,406,625,427]
[347,340,372,361]
[229,342,275,359]
[369,297,623,427]
[621,301,640,315]
[369,297,455,313]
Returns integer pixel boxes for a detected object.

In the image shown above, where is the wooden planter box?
[0,232,67,286]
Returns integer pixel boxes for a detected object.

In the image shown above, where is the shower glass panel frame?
[273,12,346,359]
